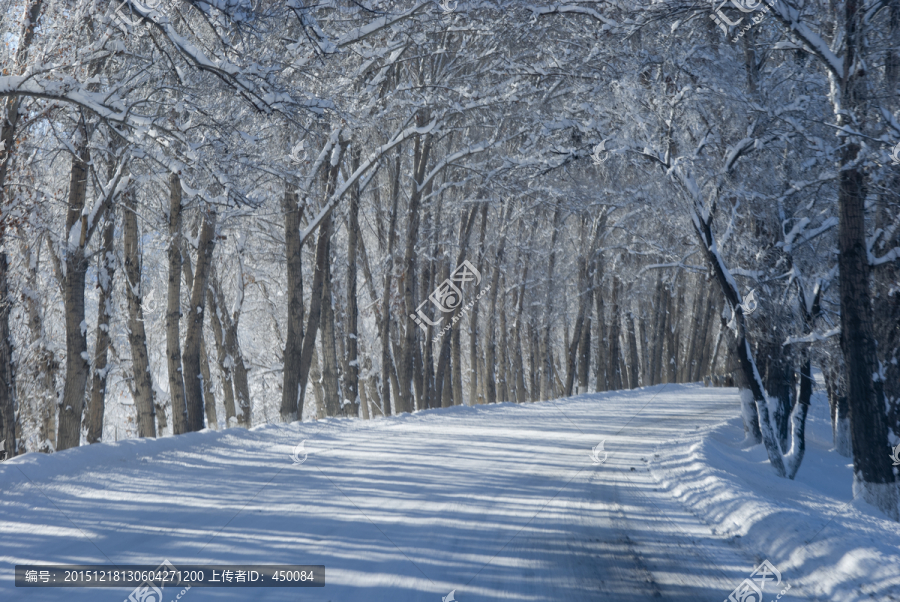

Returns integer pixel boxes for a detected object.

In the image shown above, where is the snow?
[2,385,898,600]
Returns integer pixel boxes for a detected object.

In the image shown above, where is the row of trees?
[0,0,897,517]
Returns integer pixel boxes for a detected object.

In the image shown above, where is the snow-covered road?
[1,385,802,601]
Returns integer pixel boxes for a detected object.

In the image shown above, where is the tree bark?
[207,281,236,426]
[183,208,217,432]
[0,0,44,458]
[319,230,342,417]
[836,0,898,518]
[56,126,93,451]
[540,201,563,400]
[280,189,304,421]
[0,249,14,458]
[85,216,115,444]
[469,204,488,405]
[166,174,188,435]
[399,113,432,413]
[345,148,361,416]
[122,190,157,440]
[626,311,640,389]
[380,145,402,416]
[485,203,509,404]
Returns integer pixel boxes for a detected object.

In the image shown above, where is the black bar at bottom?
[15,565,325,587]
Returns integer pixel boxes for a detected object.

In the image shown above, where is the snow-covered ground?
[1,384,898,601]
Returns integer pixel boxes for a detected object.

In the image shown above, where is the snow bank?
[650,387,900,601]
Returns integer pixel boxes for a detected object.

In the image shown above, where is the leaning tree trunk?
[122,189,158,440]
[166,174,189,435]
[183,208,217,432]
[85,216,116,444]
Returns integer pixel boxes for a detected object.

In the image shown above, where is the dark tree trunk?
[835,0,898,518]
[540,201,563,400]
[57,134,93,451]
[345,149,361,416]
[122,190,157,440]
[166,174,188,435]
[0,249,14,458]
[85,216,115,444]
[320,230,342,417]
[183,209,216,432]
[626,312,640,389]
[280,189,304,421]
[207,282,236,426]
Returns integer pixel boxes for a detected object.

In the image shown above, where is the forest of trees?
[0,0,898,518]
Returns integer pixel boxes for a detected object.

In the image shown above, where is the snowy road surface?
[1,385,804,601]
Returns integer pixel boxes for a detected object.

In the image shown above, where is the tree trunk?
[200,337,217,430]
[122,190,157,440]
[345,148,361,416]
[166,174,189,435]
[399,116,432,414]
[626,312,640,389]
[297,213,331,420]
[594,260,608,392]
[207,282,236,426]
[21,239,59,453]
[280,189,304,421]
[0,0,44,458]
[85,216,115,444]
[57,130,93,451]
[540,201,563,400]
[607,276,623,391]
[380,146,402,416]
[183,209,216,432]
[824,359,852,456]
[648,273,666,385]
[485,203,509,404]
[0,249,14,458]
[468,204,488,405]
[320,230,342,417]
[836,0,898,518]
